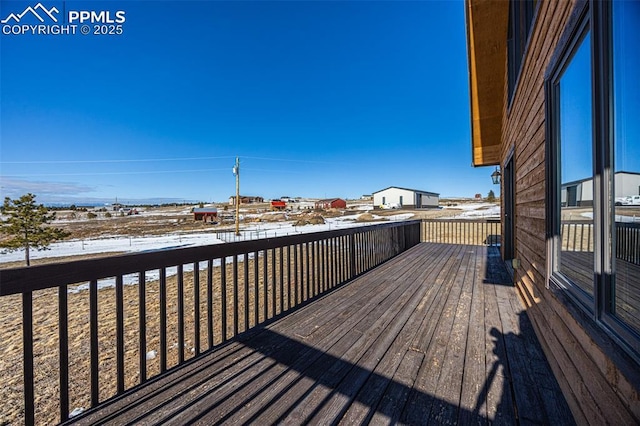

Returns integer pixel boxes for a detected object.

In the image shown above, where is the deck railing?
[560,220,639,265]
[616,222,640,266]
[0,220,420,425]
[0,218,510,425]
[560,220,594,253]
[421,218,501,246]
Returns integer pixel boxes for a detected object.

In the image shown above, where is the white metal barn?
[561,171,640,207]
[372,186,439,209]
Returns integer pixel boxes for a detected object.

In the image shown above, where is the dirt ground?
[0,199,495,424]
[1,200,478,269]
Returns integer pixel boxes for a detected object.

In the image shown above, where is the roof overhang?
[465,0,509,167]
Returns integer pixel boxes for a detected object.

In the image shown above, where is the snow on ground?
[0,212,412,265]
[0,203,504,293]
[580,211,640,223]
[441,203,500,218]
[2,211,419,292]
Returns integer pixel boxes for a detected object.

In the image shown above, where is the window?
[546,4,593,307]
[557,30,594,298]
[610,0,640,337]
[507,0,538,103]
[546,0,640,359]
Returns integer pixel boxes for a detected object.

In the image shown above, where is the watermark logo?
[2,2,126,36]
[1,2,58,23]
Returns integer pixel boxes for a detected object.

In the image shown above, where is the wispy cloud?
[0,177,94,198]
[0,177,192,206]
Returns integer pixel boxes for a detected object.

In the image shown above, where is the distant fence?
[0,220,420,425]
[560,220,639,265]
[560,220,594,253]
[421,219,501,246]
[616,222,640,265]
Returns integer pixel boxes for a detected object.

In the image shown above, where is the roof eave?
[465,0,509,167]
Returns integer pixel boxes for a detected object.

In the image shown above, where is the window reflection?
[558,31,594,296]
[612,1,640,334]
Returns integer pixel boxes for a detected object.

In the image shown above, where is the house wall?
[373,188,439,208]
[617,173,640,197]
[417,193,439,208]
[373,188,415,207]
[503,0,638,423]
[560,173,639,206]
[331,199,347,209]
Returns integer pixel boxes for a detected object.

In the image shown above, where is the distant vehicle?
[118,207,139,215]
[380,203,400,210]
[615,195,640,206]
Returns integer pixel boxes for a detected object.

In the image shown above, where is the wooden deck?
[68,243,574,425]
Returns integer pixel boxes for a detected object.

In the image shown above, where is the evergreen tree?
[487,190,496,202]
[1,193,70,266]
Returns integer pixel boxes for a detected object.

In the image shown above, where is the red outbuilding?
[314,198,347,209]
[193,207,218,222]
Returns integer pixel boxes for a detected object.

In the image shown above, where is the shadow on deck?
[69,243,574,425]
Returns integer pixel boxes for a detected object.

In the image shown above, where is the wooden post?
[234,157,240,236]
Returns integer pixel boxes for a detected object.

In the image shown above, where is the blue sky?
[1,0,499,205]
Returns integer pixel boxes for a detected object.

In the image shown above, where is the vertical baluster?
[312,241,318,296]
[90,279,99,404]
[306,242,311,299]
[330,237,335,286]
[159,269,167,373]
[263,250,268,322]
[323,238,328,291]
[207,259,214,350]
[233,255,239,337]
[177,265,185,364]
[221,257,227,342]
[22,292,34,426]
[254,251,259,327]
[244,253,249,331]
[115,275,126,388]
[59,285,69,422]
[291,245,296,307]
[138,272,147,383]
[194,263,200,355]
[333,237,338,285]
[271,249,276,318]
[279,247,284,314]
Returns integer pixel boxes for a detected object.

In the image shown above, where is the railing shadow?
[85,244,573,425]
[476,245,575,425]
[119,327,509,425]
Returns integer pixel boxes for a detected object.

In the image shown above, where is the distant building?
[561,171,640,207]
[361,194,373,200]
[315,198,347,209]
[228,195,264,205]
[372,187,439,209]
[193,207,218,222]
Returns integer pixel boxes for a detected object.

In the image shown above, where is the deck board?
[69,243,575,426]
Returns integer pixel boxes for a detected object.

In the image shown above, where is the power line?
[4,168,231,177]
[1,155,347,166]
[0,156,236,165]
[241,156,347,165]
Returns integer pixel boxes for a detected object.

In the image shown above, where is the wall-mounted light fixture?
[491,167,501,185]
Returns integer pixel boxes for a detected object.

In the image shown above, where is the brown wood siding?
[502,0,639,423]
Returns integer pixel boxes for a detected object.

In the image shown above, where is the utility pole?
[233,157,240,236]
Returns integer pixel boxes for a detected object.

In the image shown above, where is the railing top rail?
[421,218,501,223]
[0,220,420,296]
[615,221,640,229]
[559,219,595,224]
